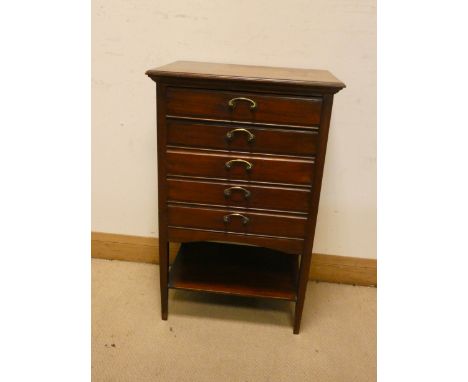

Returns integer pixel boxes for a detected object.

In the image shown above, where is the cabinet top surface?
[146,61,345,89]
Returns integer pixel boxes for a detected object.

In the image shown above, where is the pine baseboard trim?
[91,231,376,286]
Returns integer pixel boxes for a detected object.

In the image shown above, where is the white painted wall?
[92,0,376,259]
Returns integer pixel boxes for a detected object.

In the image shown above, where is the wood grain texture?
[293,93,336,332]
[168,227,304,254]
[156,82,170,319]
[165,87,322,127]
[147,61,346,333]
[167,178,311,213]
[310,254,377,287]
[167,204,308,239]
[91,232,179,264]
[169,242,298,300]
[146,61,346,90]
[167,119,319,156]
[91,232,376,286]
[166,148,315,186]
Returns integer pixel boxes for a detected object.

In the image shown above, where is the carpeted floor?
[92,258,376,382]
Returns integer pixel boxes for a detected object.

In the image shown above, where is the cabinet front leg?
[294,252,312,334]
[159,240,169,320]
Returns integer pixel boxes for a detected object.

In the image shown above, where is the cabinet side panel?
[294,93,334,333]
[304,94,334,255]
[156,82,168,240]
[156,82,169,319]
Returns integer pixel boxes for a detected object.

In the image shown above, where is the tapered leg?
[294,252,313,334]
[159,240,169,320]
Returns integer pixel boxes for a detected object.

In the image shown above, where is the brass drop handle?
[226,128,255,143]
[225,159,253,171]
[224,186,251,199]
[223,213,249,225]
[228,97,257,110]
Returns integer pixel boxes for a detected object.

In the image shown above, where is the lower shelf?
[168,241,298,301]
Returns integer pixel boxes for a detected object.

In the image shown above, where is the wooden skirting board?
[91,232,377,287]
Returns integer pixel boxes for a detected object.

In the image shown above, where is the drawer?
[167,119,318,156]
[167,178,310,213]
[165,87,322,127]
[168,205,308,239]
[166,149,315,186]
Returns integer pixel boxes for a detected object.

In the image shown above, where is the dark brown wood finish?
[293,94,335,333]
[166,149,315,186]
[167,119,319,156]
[167,178,310,213]
[168,204,308,239]
[147,61,345,334]
[167,227,304,254]
[156,83,169,320]
[166,87,323,127]
[147,61,345,90]
[169,242,298,300]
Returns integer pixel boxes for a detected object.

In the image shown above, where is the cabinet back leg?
[294,252,312,334]
[159,240,169,320]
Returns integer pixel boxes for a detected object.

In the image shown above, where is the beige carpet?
[92,258,376,382]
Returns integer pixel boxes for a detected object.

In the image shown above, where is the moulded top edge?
[145,61,346,90]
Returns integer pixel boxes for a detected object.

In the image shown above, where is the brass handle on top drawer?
[225,159,253,171]
[226,128,255,143]
[223,213,249,225]
[224,186,251,199]
[228,97,257,110]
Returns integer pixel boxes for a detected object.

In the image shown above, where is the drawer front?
[167,120,319,156]
[165,87,322,127]
[167,178,310,213]
[168,205,308,239]
[166,149,315,186]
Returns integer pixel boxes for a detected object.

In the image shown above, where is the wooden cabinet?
[146,61,345,334]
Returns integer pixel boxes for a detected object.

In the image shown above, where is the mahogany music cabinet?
[146,61,345,334]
